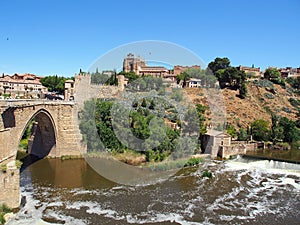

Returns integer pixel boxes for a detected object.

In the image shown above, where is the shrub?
[15,160,23,169]
[201,170,213,178]
[1,204,11,214]
[227,124,237,138]
[184,157,201,167]
[145,150,167,162]
[0,212,5,224]
[271,77,286,87]
[289,98,300,109]
[282,107,292,114]
[0,204,12,225]
[237,128,248,141]
[1,164,7,173]
[254,79,274,88]
[251,119,270,141]
[170,88,183,102]
[264,93,275,99]
[18,139,28,150]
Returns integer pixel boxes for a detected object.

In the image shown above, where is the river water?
[7,156,300,225]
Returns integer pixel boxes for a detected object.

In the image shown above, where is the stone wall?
[219,142,257,158]
[73,74,123,110]
[0,160,20,208]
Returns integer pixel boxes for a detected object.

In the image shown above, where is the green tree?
[118,71,139,83]
[287,76,300,89]
[278,117,300,143]
[237,128,248,141]
[195,104,207,135]
[214,66,246,90]
[91,71,109,84]
[176,71,190,87]
[251,119,270,141]
[264,68,280,80]
[239,82,247,99]
[270,114,284,143]
[106,71,118,85]
[208,57,230,74]
[227,124,237,138]
[296,110,300,128]
[40,75,72,94]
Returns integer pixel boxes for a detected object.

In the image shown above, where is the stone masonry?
[0,100,85,208]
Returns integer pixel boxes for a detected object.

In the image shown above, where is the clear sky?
[0,0,299,77]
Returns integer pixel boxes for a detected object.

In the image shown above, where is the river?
[7,156,300,225]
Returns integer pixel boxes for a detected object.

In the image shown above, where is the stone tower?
[123,53,146,74]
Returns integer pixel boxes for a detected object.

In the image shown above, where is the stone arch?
[18,108,57,158]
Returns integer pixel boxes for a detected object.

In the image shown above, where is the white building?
[0,74,47,98]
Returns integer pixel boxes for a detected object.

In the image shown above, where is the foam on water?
[225,156,300,176]
[8,157,300,225]
[202,157,300,222]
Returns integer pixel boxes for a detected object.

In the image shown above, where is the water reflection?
[24,158,115,189]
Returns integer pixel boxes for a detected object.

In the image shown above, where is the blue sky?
[0,0,299,77]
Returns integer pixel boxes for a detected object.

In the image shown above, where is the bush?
[251,119,270,141]
[227,124,237,138]
[289,98,300,109]
[254,79,274,88]
[264,93,275,99]
[0,212,5,225]
[282,107,292,114]
[0,204,12,224]
[271,77,286,87]
[184,157,201,167]
[1,204,11,214]
[18,139,28,150]
[170,88,183,102]
[1,164,7,173]
[201,170,213,178]
[15,160,23,169]
[145,150,167,162]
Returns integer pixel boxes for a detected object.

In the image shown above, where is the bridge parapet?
[0,99,75,109]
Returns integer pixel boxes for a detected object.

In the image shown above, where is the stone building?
[123,53,170,77]
[201,129,231,157]
[123,53,146,73]
[64,79,75,101]
[173,65,201,75]
[0,73,47,98]
[123,53,203,83]
[238,65,261,77]
[201,129,259,158]
[278,67,300,78]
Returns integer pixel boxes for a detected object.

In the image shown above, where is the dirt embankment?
[184,82,299,130]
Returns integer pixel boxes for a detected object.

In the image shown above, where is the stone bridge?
[0,100,85,208]
[0,74,123,208]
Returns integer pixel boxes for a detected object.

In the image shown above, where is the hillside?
[185,80,299,130]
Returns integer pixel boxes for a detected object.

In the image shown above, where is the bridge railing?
[0,99,75,108]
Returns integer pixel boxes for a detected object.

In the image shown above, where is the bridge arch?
[1,101,84,208]
[18,108,57,158]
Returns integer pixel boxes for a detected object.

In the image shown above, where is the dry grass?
[113,150,146,166]
[184,82,299,130]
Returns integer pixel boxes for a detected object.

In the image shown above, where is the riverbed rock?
[3,212,15,223]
